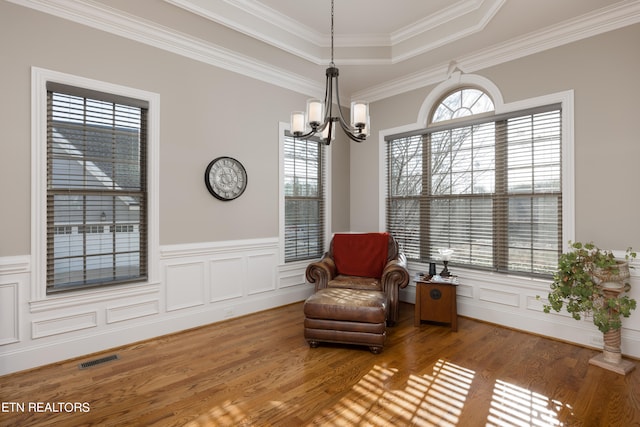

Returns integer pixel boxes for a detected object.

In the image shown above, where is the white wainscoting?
[0,256,29,347]
[0,282,20,345]
[403,260,640,359]
[0,238,313,375]
[4,245,637,375]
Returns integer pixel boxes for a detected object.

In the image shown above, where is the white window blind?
[387,104,562,276]
[283,135,325,262]
[47,84,148,293]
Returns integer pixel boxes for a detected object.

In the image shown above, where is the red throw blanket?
[333,232,389,278]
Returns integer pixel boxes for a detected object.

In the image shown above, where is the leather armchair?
[305,233,410,325]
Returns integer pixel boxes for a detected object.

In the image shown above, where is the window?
[282,133,326,262]
[386,87,563,277]
[46,83,148,293]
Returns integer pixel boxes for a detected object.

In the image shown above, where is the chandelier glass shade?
[290,0,370,144]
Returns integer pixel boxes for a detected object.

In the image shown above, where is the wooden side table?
[414,279,458,331]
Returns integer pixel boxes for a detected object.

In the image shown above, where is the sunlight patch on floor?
[312,359,475,426]
[180,360,573,426]
[487,379,570,427]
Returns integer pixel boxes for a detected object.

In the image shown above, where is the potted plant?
[542,241,637,374]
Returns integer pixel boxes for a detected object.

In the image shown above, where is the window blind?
[283,135,325,262]
[387,104,562,276]
[46,86,148,293]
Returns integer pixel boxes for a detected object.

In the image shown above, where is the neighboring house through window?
[47,86,147,293]
[385,79,571,277]
[32,68,159,298]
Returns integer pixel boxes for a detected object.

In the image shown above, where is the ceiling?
[13,0,640,101]
[163,0,640,100]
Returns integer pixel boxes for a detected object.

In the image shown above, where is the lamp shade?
[351,101,369,128]
[307,99,324,127]
[321,121,335,143]
[291,111,306,135]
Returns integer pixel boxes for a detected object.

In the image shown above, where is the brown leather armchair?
[305,232,409,325]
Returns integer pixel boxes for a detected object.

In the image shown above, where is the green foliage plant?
[543,241,637,333]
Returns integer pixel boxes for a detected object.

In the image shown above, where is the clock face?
[205,157,247,201]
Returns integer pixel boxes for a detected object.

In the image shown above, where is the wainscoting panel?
[478,287,520,307]
[456,283,474,299]
[209,256,244,302]
[165,262,206,312]
[278,264,307,288]
[32,311,98,339]
[106,299,160,324]
[525,294,546,312]
[0,282,19,345]
[246,251,277,295]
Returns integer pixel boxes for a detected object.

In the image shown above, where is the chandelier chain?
[330,0,335,66]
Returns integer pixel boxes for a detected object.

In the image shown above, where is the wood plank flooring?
[1,302,639,426]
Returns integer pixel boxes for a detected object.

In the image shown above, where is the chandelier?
[290,0,370,144]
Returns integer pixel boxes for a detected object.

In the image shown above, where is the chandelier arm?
[337,119,365,142]
[294,129,318,139]
[323,71,333,126]
[331,70,353,132]
[325,117,334,144]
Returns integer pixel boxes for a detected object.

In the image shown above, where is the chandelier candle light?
[290,0,370,144]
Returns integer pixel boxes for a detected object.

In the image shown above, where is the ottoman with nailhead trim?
[303,287,388,354]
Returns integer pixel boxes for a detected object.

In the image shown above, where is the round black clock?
[204,156,247,201]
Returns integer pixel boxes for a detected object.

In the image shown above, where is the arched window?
[386,83,563,277]
[431,87,494,123]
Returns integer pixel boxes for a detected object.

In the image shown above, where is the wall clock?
[204,156,247,201]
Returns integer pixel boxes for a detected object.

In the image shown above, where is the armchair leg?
[307,340,319,348]
[369,346,382,354]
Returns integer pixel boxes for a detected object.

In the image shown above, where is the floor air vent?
[79,354,119,370]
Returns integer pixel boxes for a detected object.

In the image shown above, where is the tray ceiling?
[10,0,640,101]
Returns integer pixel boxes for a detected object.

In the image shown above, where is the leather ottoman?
[303,288,388,354]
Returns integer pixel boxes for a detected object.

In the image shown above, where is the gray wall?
[0,1,350,256]
[353,23,640,251]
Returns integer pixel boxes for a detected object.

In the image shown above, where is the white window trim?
[30,67,161,307]
[278,122,331,265]
[379,73,575,252]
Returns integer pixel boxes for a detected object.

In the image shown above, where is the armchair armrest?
[305,255,337,291]
[381,252,410,325]
[381,252,409,291]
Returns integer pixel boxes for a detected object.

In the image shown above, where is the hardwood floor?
[1,302,639,426]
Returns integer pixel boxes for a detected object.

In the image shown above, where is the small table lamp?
[438,248,454,277]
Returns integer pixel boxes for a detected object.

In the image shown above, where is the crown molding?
[391,0,505,64]
[459,0,640,74]
[9,0,640,103]
[8,0,324,97]
[391,0,482,44]
[355,0,640,102]
[166,0,506,64]
[164,0,325,64]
